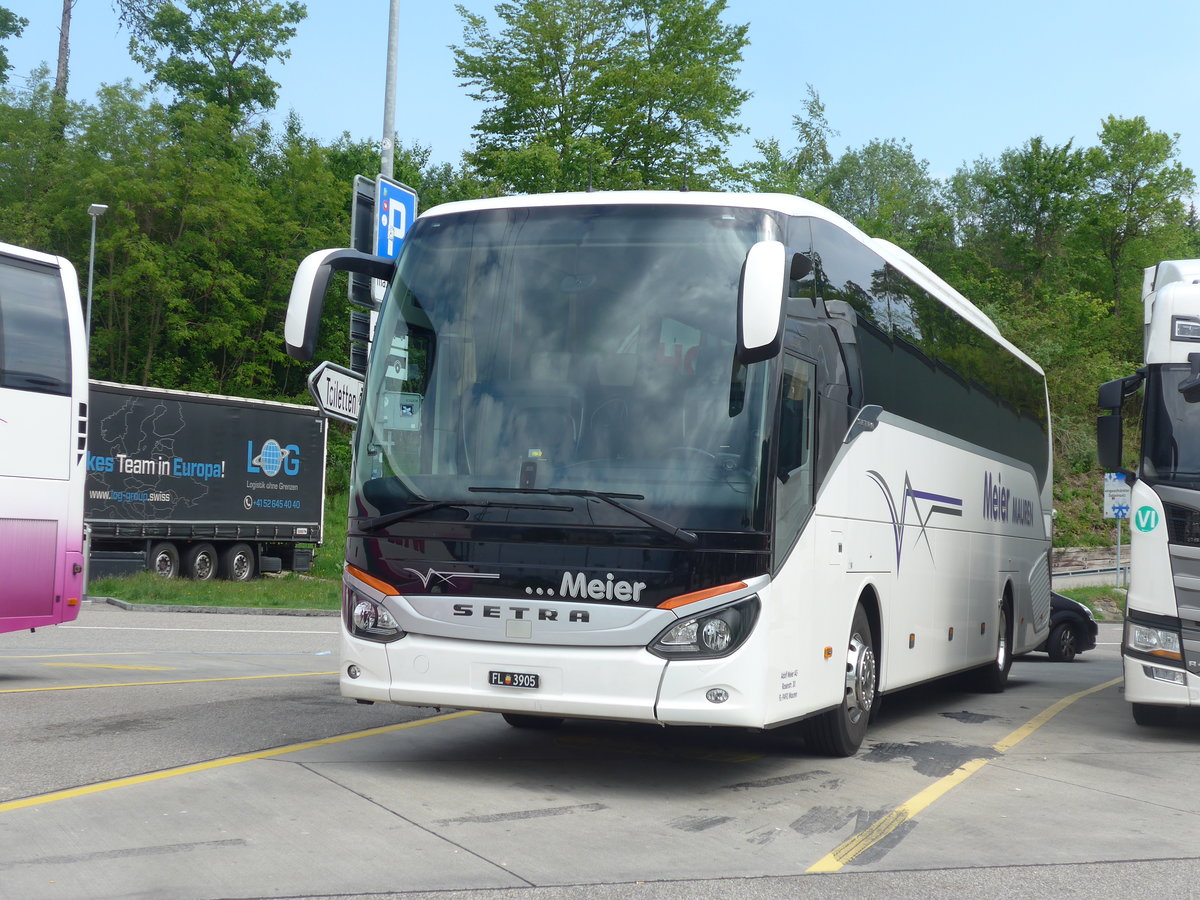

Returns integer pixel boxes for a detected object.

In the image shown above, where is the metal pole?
[381,0,399,179]
[1116,517,1123,588]
[86,213,97,345]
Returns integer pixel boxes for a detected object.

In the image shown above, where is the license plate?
[489,670,539,689]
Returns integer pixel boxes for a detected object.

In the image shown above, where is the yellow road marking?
[0,710,479,814]
[806,676,1122,873]
[43,662,174,671]
[0,671,338,694]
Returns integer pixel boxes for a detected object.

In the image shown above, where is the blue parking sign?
[375,176,418,259]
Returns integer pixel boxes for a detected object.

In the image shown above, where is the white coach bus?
[0,242,89,635]
[286,192,1053,756]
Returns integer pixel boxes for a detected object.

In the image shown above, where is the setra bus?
[0,241,89,634]
[286,191,1053,755]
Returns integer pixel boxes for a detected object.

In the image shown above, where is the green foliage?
[0,4,26,85]
[88,570,339,608]
[120,0,307,126]
[453,0,748,191]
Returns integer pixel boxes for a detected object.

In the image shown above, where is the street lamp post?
[86,203,108,345]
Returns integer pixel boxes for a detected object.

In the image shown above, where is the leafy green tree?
[1078,115,1195,313]
[821,138,947,248]
[742,84,835,197]
[453,0,748,192]
[0,5,27,86]
[120,0,306,126]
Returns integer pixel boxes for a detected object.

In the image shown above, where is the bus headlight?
[649,595,759,659]
[1126,620,1182,661]
[344,584,404,643]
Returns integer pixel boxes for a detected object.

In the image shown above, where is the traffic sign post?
[375,175,418,260]
[1104,472,1131,586]
[307,360,364,425]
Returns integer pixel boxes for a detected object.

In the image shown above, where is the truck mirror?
[285,249,397,361]
[1096,413,1126,474]
[1097,373,1143,411]
[736,240,788,364]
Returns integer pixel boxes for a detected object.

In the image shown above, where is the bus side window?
[775,355,816,567]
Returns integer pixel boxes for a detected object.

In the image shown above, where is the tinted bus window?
[0,259,72,395]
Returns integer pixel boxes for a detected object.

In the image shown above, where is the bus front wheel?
[805,603,876,757]
[976,598,1013,693]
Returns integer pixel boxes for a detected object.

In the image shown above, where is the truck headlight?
[649,595,759,659]
[1126,620,1182,661]
[344,583,404,643]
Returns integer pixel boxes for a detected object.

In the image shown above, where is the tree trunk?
[54,0,72,98]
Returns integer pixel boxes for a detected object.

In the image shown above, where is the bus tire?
[221,543,256,582]
[149,542,180,579]
[185,543,218,581]
[1132,703,1179,727]
[805,603,876,757]
[501,713,564,730]
[976,598,1013,693]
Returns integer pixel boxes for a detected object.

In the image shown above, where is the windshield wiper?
[468,486,699,545]
[358,499,572,532]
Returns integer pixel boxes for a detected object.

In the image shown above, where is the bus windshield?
[352,203,784,534]
[1143,365,1200,486]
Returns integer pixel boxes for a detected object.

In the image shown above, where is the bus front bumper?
[339,631,770,728]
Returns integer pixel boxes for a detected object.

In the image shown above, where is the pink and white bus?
[0,241,89,634]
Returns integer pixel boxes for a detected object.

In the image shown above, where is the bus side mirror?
[285,249,397,361]
[736,240,793,364]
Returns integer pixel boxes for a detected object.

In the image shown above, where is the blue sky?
[5,0,1198,182]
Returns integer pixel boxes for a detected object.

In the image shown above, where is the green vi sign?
[1134,506,1160,533]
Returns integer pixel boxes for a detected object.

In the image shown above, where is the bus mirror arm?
[285,249,397,361]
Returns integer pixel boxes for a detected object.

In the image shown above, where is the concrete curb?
[88,597,338,617]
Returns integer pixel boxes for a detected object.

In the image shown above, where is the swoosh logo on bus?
[403,567,501,590]
[867,471,963,572]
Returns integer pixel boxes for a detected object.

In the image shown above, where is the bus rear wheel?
[976,599,1013,693]
[805,603,876,757]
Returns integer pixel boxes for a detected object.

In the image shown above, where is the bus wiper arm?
[469,486,699,545]
[358,499,572,532]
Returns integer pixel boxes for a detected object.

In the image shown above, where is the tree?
[743,84,835,197]
[955,137,1087,287]
[0,4,28,86]
[120,0,306,126]
[821,138,945,247]
[1079,115,1195,313]
[453,0,748,192]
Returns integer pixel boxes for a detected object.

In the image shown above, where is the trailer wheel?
[221,543,256,582]
[149,542,180,579]
[185,543,218,581]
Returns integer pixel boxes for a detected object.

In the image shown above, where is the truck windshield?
[351,203,782,534]
[1143,365,1200,486]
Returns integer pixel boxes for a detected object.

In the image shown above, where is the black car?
[1035,592,1099,661]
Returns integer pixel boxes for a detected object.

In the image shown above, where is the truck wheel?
[185,543,218,581]
[149,542,180,579]
[221,543,256,582]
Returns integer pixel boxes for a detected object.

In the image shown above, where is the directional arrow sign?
[307,360,364,425]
